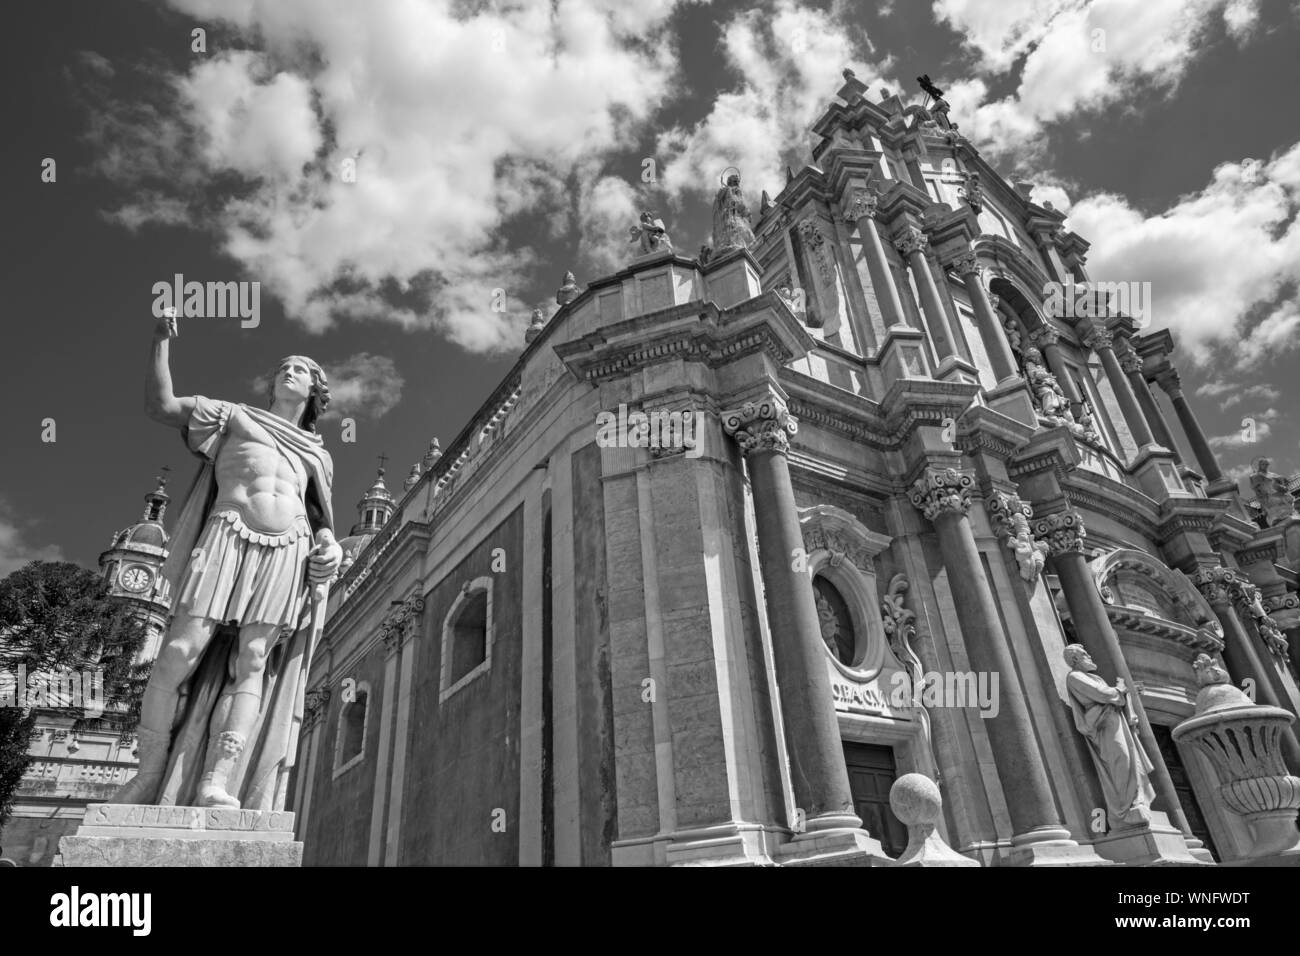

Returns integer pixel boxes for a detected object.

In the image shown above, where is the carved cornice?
[1105,606,1225,653]
[721,397,798,456]
[988,492,1048,582]
[1033,510,1087,557]
[909,468,975,522]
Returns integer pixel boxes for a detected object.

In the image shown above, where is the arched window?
[333,682,370,777]
[440,577,494,703]
[813,575,857,667]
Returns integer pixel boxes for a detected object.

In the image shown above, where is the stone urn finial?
[1173,653,1300,859]
[556,270,579,307]
[525,307,547,344]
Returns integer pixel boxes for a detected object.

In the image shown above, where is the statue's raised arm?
[145,312,197,429]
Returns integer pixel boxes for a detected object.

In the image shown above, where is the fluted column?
[1155,369,1224,484]
[910,468,1077,849]
[952,250,1017,382]
[1036,510,1198,841]
[1083,322,1155,449]
[895,227,958,360]
[845,188,909,329]
[721,397,859,831]
[1192,568,1300,773]
[1117,347,1180,460]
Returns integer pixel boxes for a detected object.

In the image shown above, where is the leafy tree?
[0,708,36,829]
[0,561,152,824]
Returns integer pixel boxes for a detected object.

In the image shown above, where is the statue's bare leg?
[112,614,222,804]
[198,622,281,808]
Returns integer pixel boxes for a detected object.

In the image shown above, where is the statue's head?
[1063,644,1095,672]
[1023,346,1042,364]
[267,355,330,432]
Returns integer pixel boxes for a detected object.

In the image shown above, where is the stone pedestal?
[1091,811,1211,866]
[57,804,302,867]
[775,828,896,867]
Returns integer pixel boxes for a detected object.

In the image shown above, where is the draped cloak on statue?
[1065,669,1155,827]
[153,397,334,811]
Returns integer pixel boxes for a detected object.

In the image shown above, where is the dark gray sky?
[3,0,1298,573]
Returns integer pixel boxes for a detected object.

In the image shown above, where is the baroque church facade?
[286,72,1299,866]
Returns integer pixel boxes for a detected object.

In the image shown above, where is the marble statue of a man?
[1063,644,1155,828]
[113,315,342,810]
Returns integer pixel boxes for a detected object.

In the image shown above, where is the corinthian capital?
[893,227,928,259]
[304,687,332,727]
[1030,326,1060,349]
[909,468,975,521]
[845,187,879,222]
[721,398,799,456]
[1119,351,1143,375]
[1082,322,1113,351]
[1032,510,1086,556]
[1190,566,1237,606]
[1155,368,1183,398]
[951,250,980,277]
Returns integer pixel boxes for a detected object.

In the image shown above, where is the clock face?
[120,565,152,593]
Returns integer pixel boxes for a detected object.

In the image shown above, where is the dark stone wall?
[399,504,524,865]
[572,442,617,865]
[302,642,386,866]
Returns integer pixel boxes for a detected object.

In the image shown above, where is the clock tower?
[98,474,174,663]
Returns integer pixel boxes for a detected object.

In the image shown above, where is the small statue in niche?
[1021,346,1069,422]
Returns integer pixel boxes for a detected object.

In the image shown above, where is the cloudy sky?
[3,0,1299,575]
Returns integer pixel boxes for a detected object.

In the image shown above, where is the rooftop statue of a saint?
[711,168,755,256]
[112,311,342,811]
[1063,644,1155,828]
